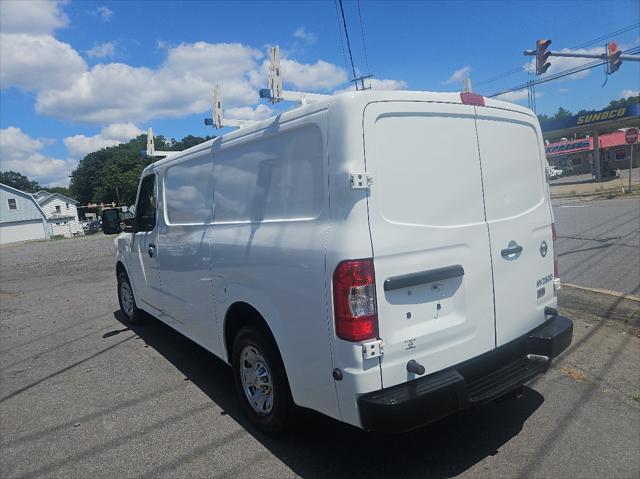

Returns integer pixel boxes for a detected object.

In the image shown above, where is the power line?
[568,23,639,51]
[337,0,359,88]
[357,0,371,76]
[333,0,349,76]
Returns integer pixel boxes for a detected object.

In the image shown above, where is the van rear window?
[370,113,487,227]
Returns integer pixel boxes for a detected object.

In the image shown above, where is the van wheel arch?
[223,302,281,364]
[116,261,127,278]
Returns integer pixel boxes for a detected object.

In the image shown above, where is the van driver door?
[129,172,164,313]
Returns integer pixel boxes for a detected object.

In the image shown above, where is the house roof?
[36,191,78,206]
[0,182,48,220]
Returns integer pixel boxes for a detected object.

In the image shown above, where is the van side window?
[213,124,323,222]
[164,155,214,224]
[136,174,157,232]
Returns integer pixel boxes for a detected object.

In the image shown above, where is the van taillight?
[333,259,378,342]
[552,223,559,277]
[460,92,485,106]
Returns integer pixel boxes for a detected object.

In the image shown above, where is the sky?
[1,0,639,187]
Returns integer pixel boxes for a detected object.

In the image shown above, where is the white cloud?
[334,78,408,94]
[494,90,543,104]
[280,58,348,90]
[293,27,317,45]
[0,127,71,186]
[64,123,143,160]
[443,66,471,85]
[0,1,351,125]
[91,6,113,22]
[621,89,639,99]
[87,41,116,59]
[557,88,569,94]
[0,33,86,91]
[32,42,351,123]
[224,104,274,121]
[0,0,68,35]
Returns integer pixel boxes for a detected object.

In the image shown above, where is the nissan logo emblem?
[540,240,548,258]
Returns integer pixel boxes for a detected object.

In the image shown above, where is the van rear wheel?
[232,327,292,434]
[117,272,145,324]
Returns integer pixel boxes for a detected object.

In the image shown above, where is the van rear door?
[363,101,496,389]
[474,107,555,346]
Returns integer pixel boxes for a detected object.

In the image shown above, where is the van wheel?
[117,272,145,324]
[232,327,292,434]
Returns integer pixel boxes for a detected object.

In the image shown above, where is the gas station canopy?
[540,103,639,140]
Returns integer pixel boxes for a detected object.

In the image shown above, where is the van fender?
[220,284,301,402]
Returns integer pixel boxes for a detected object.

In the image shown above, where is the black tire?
[232,326,293,434]
[117,271,145,324]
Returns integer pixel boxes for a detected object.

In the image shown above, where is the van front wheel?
[232,327,292,434]
[117,272,145,324]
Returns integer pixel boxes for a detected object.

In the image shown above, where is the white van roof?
[143,90,535,173]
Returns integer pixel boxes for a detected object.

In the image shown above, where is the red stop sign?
[626,128,638,144]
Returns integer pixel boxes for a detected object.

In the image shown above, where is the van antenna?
[259,45,331,106]
[204,84,258,129]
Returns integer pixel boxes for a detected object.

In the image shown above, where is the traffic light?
[536,39,552,75]
[607,42,622,74]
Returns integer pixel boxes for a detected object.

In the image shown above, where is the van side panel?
[211,110,341,420]
[324,97,385,427]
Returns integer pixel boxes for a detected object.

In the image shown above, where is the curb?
[558,283,640,327]
[563,283,640,303]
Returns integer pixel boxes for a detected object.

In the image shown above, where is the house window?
[7,198,17,210]
[55,205,61,213]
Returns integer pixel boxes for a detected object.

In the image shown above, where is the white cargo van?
[108,90,572,434]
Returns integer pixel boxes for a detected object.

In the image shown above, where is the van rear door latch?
[362,339,384,359]
[350,173,373,190]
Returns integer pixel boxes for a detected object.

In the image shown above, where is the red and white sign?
[625,128,638,144]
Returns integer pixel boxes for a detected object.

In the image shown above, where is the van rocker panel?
[357,315,573,433]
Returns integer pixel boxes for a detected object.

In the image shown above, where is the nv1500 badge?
[536,274,554,288]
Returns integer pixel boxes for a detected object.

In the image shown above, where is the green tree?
[69,133,213,206]
[45,186,72,197]
[552,107,573,120]
[607,95,639,109]
[0,171,40,192]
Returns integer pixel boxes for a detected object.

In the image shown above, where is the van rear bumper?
[357,315,573,433]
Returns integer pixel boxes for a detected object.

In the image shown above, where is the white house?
[0,183,49,244]
[34,191,84,237]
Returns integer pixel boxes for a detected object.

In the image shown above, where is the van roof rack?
[144,127,181,158]
[259,46,330,106]
[204,84,259,130]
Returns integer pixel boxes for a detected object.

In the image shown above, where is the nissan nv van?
[108,90,573,434]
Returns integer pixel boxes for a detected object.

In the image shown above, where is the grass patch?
[560,365,588,383]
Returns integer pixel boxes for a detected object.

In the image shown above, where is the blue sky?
[1,0,638,186]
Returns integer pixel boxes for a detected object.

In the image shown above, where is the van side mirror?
[122,217,136,233]
[101,208,122,235]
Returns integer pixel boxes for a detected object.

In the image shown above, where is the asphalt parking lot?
[1,234,639,478]
[553,197,640,295]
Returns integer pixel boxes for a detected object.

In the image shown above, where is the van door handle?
[148,243,156,257]
[501,243,523,257]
